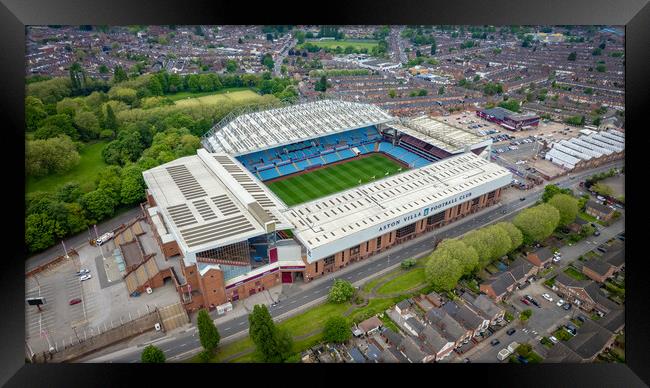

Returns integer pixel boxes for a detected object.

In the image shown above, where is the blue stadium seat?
[278,164,298,176]
[296,160,310,170]
[259,168,280,181]
[323,153,341,164]
[338,149,356,160]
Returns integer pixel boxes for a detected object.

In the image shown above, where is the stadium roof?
[143,149,291,260]
[202,99,393,156]
[389,115,491,154]
[283,152,512,261]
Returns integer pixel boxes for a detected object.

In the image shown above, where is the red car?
[69,298,82,305]
[520,298,531,305]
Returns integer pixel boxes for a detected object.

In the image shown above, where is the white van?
[497,348,512,361]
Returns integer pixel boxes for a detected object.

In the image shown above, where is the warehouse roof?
[202,99,393,156]
[284,152,511,261]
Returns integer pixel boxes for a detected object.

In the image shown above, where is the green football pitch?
[265,154,406,206]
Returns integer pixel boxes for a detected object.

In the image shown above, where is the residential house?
[413,295,435,312]
[404,316,425,337]
[443,301,489,337]
[365,343,382,363]
[585,200,615,222]
[582,260,616,283]
[425,291,444,308]
[398,335,434,363]
[480,257,537,301]
[358,316,383,336]
[348,347,367,363]
[601,246,625,272]
[564,318,618,362]
[395,299,412,316]
[419,325,455,361]
[425,308,472,347]
[462,293,505,325]
[380,327,403,348]
[380,346,409,363]
[526,247,555,268]
[553,273,620,315]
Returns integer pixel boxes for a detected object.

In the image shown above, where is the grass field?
[266,154,406,206]
[375,267,426,296]
[299,39,379,51]
[167,87,254,102]
[174,89,262,107]
[26,140,108,194]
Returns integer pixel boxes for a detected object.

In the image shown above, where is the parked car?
[520,298,531,306]
[562,303,572,311]
[491,339,501,346]
[593,230,601,236]
[597,247,607,253]
[577,315,586,323]
[497,348,512,361]
[556,299,565,307]
[507,328,516,335]
[76,269,90,276]
[80,274,92,282]
[69,298,82,305]
[517,355,529,364]
[520,197,526,201]
[549,336,559,344]
[542,293,553,302]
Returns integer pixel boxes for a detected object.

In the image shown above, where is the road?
[84,160,623,363]
[273,38,296,76]
[26,206,143,273]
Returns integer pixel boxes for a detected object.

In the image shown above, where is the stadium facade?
[143,100,512,312]
[476,107,540,131]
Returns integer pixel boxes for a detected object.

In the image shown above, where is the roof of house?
[583,259,614,277]
[554,272,591,289]
[359,316,383,333]
[602,246,625,268]
[586,200,613,215]
[379,347,399,363]
[484,271,517,296]
[443,301,485,330]
[508,257,535,281]
[421,325,449,352]
[348,347,367,363]
[530,246,554,262]
[385,346,409,363]
[565,318,615,360]
[381,327,403,346]
[405,317,425,335]
[544,342,583,363]
[426,291,443,303]
[584,282,621,313]
[399,336,427,363]
[597,308,625,333]
[425,308,468,342]
[468,294,504,320]
[396,299,411,311]
[366,343,382,361]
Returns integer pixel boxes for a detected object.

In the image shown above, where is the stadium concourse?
[142,100,512,313]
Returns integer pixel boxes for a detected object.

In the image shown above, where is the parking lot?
[26,220,182,356]
[510,281,573,337]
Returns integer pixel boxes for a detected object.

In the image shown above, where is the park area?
[265,153,406,206]
[173,88,262,107]
[26,140,108,194]
[299,39,379,51]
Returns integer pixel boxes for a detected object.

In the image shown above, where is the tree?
[520,309,532,323]
[592,183,614,197]
[328,279,355,303]
[104,104,118,130]
[74,111,101,140]
[25,213,63,252]
[69,62,87,93]
[248,305,292,362]
[26,135,81,177]
[34,114,78,140]
[323,316,351,344]
[436,239,479,276]
[425,248,463,291]
[438,86,445,95]
[548,193,579,227]
[120,164,146,204]
[484,224,514,261]
[388,89,396,98]
[430,38,437,55]
[197,309,221,354]
[55,181,83,203]
[25,96,48,131]
[141,345,165,363]
[498,99,521,113]
[542,184,573,202]
[460,229,492,268]
[495,222,524,252]
[315,75,328,92]
[580,224,596,238]
[261,53,275,71]
[513,204,560,245]
[80,189,117,222]
[567,51,577,61]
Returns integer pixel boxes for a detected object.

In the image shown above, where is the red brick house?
[582,260,617,283]
[553,273,620,315]
[480,258,537,301]
[526,247,555,268]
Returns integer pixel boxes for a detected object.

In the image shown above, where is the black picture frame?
[1,0,648,386]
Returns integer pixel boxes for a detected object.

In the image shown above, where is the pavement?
[26,206,143,273]
[80,160,624,363]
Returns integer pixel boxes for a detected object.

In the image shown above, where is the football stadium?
[143,100,512,311]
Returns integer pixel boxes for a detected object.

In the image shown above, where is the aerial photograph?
[24,25,625,364]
